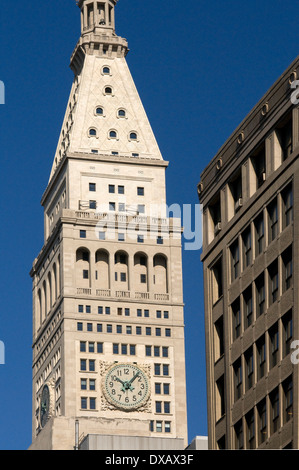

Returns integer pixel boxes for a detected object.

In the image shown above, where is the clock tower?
[29,0,188,450]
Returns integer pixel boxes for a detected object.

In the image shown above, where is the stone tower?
[29,0,187,450]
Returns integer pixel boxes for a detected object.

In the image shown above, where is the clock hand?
[129,372,140,384]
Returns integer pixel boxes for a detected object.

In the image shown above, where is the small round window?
[118,109,126,118]
[129,132,138,141]
[96,106,104,116]
[89,128,97,137]
[104,86,113,95]
[102,66,111,75]
[109,130,117,139]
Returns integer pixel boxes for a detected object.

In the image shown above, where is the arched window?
[102,66,111,75]
[118,109,126,118]
[89,128,97,137]
[114,251,129,290]
[129,132,138,141]
[109,130,117,139]
[153,254,168,293]
[95,250,110,291]
[104,86,113,95]
[134,252,148,292]
[76,248,91,288]
[96,106,104,116]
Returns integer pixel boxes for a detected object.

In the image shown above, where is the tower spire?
[71,0,128,74]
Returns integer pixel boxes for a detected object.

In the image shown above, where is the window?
[255,213,265,256]
[126,326,132,335]
[162,347,168,358]
[283,311,293,357]
[155,401,162,413]
[107,324,112,333]
[156,422,162,433]
[120,272,126,282]
[144,309,149,317]
[96,107,104,116]
[165,329,171,337]
[211,258,223,304]
[268,199,278,243]
[118,233,125,242]
[157,236,163,245]
[216,376,225,420]
[80,359,87,371]
[145,346,152,357]
[140,274,147,284]
[97,323,103,332]
[130,345,136,356]
[125,308,130,316]
[104,86,112,95]
[283,376,293,424]
[98,231,105,240]
[137,235,144,243]
[89,183,96,192]
[270,388,280,434]
[137,309,142,317]
[255,274,265,316]
[156,328,161,337]
[103,66,110,74]
[109,202,115,211]
[118,109,126,118]
[269,323,279,368]
[234,358,242,402]
[154,346,160,357]
[89,200,96,209]
[113,343,119,354]
[117,325,122,334]
[232,298,241,340]
[109,184,115,193]
[257,335,266,380]
[164,402,170,414]
[156,310,162,319]
[121,344,127,355]
[246,410,255,449]
[214,316,224,360]
[165,422,171,433]
[278,116,292,161]
[154,364,161,376]
[129,132,137,140]
[109,130,117,139]
[268,260,279,305]
[137,204,145,214]
[85,305,91,314]
[97,343,103,353]
[229,171,242,213]
[282,246,293,291]
[230,240,240,281]
[105,307,110,315]
[209,194,221,234]
[243,286,253,329]
[78,305,84,313]
[90,398,96,410]
[89,128,97,137]
[242,227,252,269]
[252,144,266,189]
[258,399,267,445]
[282,184,293,228]
[80,341,86,352]
[146,327,151,336]
[137,187,144,196]
[245,347,254,391]
[81,379,87,390]
[81,397,87,409]
[163,364,169,376]
[88,342,94,353]
[234,420,244,450]
[136,326,142,335]
[87,323,92,331]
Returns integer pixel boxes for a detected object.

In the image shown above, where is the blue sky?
[0,0,298,450]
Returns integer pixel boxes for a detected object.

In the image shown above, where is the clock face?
[103,363,150,411]
[40,385,50,428]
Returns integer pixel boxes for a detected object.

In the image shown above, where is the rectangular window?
[118,185,125,195]
[109,184,115,193]
[155,383,161,394]
[165,329,171,337]
[80,359,87,371]
[234,420,244,450]
[163,364,169,376]
[164,402,170,414]
[268,199,278,243]
[87,323,93,332]
[78,305,84,313]
[86,305,91,314]
[117,325,122,334]
[255,213,265,256]
[89,183,96,192]
[283,376,293,424]
[98,231,106,240]
[154,346,160,357]
[234,359,242,402]
[105,307,110,315]
[88,342,94,353]
[89,200,96,209]
[90,398,96,410]
[269,323,279,368]
[246,410,256,449]
[154,364,161,375]
[283,310,293,357]
[121,344,128,355]
[245,347,254,391]
[144,310,149,317]
[156,310,162,318]
[89,360,95,371]
[130,345,136,356]
[232,298,241,340]
[80,341,86,352]
[243,286,253,329]
[162,347,168,358]
[145,346,152,357]
[109,202,115,211]
[282,246,293,292]
[120,272,126,282]
[211,257,223,304]
[83,270,89,279]
[136,326,142,335]
[97,342,103,353]
[126,326,132,335]
[137,204,145,214]
[146,327,151,336]
[255,274,265,316]
[230,240,240,281]
[137,309,142,317]
[282,184,293,228]
[268,260,279,305]
[137,187,144,196]
[107,324,112,333]
[89,379,96,391]
[81,379,87,390]
[97,323,102,332]
[118,232,125,241]
[81,397,87,409]
[113,343,119,354]
[270,388,280,434]
[140,274,147,283]
[258,399,267,445]
[137,234,144,243]
[77,322,83,331]
[157,236,164,245]
[155,401,162,413]
[257,335,266,380]
[125,308,130,316]
[165,422,171,433]
[80,230,86,238]
[98,306,103,314]
[118,203,126,213]
[155,328,161,337]
[242,227,252,269]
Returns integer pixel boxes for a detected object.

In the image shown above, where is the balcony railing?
[76,288,169,302]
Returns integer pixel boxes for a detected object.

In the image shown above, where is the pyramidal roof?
[49,0,163,183]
